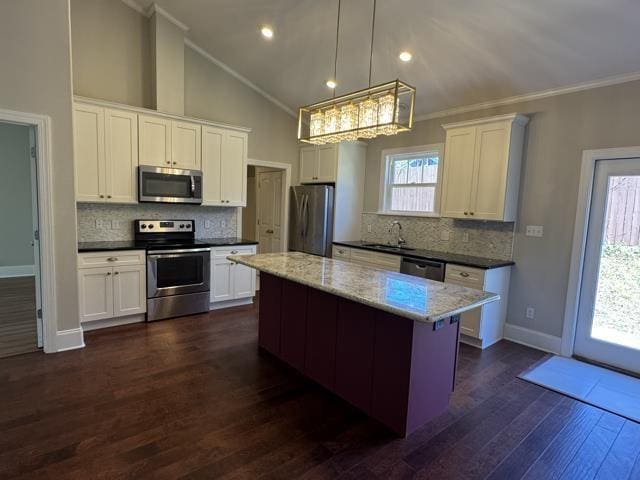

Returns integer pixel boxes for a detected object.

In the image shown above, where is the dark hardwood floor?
[1,299,639,479]
[0,276,38,358]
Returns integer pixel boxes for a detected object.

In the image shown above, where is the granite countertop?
[78,238,258,252]
[228,252,499,324]
[333,240,514,269]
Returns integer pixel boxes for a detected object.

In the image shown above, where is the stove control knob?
[148,224,154,229]
[140,224,147,229]
[185,224,191,229]
[179,224,185,228]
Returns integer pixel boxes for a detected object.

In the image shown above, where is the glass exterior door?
[574,158,640,373]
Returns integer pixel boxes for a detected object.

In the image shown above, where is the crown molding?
[184,39,297,118]
[414,71,640,123]
[147,3,189,32]
[120,0,296,118]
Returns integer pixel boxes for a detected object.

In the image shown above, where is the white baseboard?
[0,265,35,278]
[56,327,85,352]
[82,314,145,331]
[460,334,503,350]
[209,297,254,311]
[503,323,562,354]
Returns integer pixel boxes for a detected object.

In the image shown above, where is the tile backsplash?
[360,213,515,260]
[77,203,238,241]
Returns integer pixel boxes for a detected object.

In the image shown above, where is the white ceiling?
[132,0,640,118]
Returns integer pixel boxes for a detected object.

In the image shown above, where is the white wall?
[0,123,34,268]
[364,80,640,338]
[0,0,79,332]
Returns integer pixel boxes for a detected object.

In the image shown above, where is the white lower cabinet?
[78,250,146,326]
[444,263,511,349]
[210,245,257,306]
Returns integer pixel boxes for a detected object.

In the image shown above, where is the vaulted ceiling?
[131,0,640,117]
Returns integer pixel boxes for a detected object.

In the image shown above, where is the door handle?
[107,257,118,262]
[266,229,274,234]
[459,272,470,278]
[190,176,196,195]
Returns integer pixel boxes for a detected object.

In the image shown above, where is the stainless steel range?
[135,220,210,321]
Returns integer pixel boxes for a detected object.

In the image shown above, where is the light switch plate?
[526,225,544,237]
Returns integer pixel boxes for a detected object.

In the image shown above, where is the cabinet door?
[279,280,308,371]
[201,126,223,205]
[258,273,282,354]
[233,262,256,299]
[441,126,476,219]
[211,258,234,302]
[138,114,172,167]
[105,108,138,203]
[470,122,510,220]
[78,267,113,323]
[171,120,201,170]
[113,265,146,317]
[74,104,105,202]
[335,299,375,413]
[317,144,338,182]
[221,131,247,206]
[300,147,318,183]
[305,289,338,389]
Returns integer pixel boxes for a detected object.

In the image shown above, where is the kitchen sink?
[361,243,415,252]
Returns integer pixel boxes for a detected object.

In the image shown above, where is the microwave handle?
[190,176,196,195]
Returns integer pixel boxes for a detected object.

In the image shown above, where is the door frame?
[238,158,291,252]
[0,108,58,353]
[561,146,640,357]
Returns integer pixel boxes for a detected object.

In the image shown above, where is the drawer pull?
[114,271,119,275]
[459,272,470,278]
[266,229,274,234]
[107,257,118,262]
[230,250,239,254]
[106,272,111,276]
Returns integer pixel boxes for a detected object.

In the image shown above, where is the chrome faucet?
[389,221,406,248]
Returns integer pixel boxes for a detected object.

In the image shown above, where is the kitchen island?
[228,252,499,437]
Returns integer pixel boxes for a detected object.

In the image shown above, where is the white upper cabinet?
[299,144,339,183]
[441,114,528,222]
[140,115,202,169]
[202,126,247,207]
[138,114,172,168]
[105,109,138,203]
[74,104,105,202]
[74,103,138,203]
[171,120,201,170]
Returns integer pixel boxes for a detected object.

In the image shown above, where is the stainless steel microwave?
[138,165,203,204]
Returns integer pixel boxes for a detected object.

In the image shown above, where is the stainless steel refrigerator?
[289,185,334,257]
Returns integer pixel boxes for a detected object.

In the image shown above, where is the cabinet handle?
[114,271,119,275]
[166,161,171,164]
[463,212,468,215]
[469,212,474,216]
[459,272,470,278]
[107,257,118,262]
[107,195,112,199]
[106,272,111,276]
[230,250,239,254]
[100,195,105,199]
[266,229,274,234]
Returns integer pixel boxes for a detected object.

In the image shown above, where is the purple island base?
[258,272,461,437]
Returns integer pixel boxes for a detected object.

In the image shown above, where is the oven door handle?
[147,248,211,256]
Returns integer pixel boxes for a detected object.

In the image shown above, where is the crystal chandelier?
[298,0,415,144]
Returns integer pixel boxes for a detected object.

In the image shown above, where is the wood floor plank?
[0,297,637,480]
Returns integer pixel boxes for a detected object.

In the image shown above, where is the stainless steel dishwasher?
[400,257,445,282]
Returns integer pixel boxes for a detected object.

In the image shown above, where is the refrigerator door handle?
[302,194,309,238]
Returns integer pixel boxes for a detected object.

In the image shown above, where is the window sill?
[369,210,442,219]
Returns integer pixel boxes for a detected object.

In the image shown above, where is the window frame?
[378,143,445,217]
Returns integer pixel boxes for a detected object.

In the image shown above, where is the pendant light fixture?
[298,0,415,144]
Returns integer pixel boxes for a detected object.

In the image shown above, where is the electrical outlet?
[95,219,105,229]
[111,219,122,229]
[205,220,212,229]
[440,230,450,241]
[367,224,372,233]
[462,232,469,243]
[526,307,535,319]
[526,225,544,237]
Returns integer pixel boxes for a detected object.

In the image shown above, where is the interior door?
[574,158,640,373]
[257,171,283,253]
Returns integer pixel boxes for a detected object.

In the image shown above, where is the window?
[379,144,444,215]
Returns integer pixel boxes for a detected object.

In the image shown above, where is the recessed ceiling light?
[399,51,413,62]
[326,79,337,89]
[260,25,274,39]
